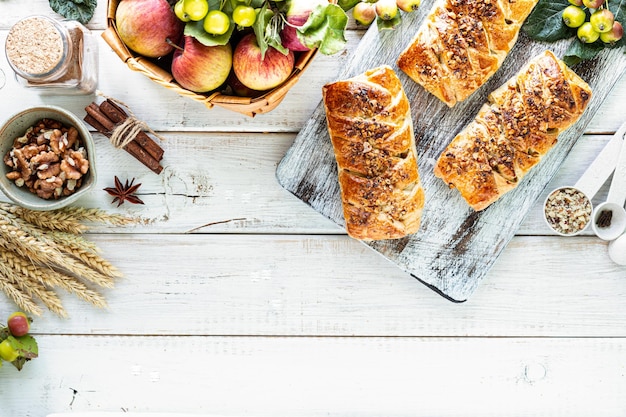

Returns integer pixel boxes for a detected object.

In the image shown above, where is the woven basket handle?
[102,26,133,63]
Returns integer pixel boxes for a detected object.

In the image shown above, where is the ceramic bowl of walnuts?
[0,105,97,210]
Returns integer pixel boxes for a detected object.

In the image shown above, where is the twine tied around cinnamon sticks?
[83,94,165,174]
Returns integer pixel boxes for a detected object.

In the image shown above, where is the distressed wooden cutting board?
[276,8,626,302]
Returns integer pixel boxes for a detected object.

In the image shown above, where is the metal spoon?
[591,123,626,241]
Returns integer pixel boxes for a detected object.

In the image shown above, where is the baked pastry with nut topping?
[397,0,538,107]
[322,65,425,240]
[434,50,592,211]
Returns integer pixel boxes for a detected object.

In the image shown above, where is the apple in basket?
[280,0,329,51]
[233,33,295,91]
[116,0,184,58]
[227,71,262,98]
[171,35,232,93]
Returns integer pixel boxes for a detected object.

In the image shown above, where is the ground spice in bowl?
[544,187,593,236]
[596,209,613,228]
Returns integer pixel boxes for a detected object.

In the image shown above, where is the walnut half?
[4,118,89,200]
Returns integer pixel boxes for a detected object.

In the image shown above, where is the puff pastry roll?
[434,50,592,211]
[322,65,425,241]
[397,0,538,107]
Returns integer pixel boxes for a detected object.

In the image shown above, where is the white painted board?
[276,11,626,301]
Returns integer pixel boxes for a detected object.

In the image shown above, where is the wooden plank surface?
[276,10,626,302]
[1,234,622,338]
[5,335,626,417]
[1,3,626,417]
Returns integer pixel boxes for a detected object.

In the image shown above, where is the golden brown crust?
[434,50,592,211]
[322,65,424,241]
[397,0,538,107]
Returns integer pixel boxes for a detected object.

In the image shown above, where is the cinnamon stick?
[99,100,164,161]
[84,114,162,174]
[83,114,109,136]
[84,105,163,174]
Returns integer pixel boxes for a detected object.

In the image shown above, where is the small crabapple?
[7,312,30,337]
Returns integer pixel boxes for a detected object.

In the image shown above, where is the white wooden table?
[1,2,626,416]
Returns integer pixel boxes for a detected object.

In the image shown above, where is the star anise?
[104,176,144,206]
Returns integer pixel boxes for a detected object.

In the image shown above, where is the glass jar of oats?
[4,15,98,94]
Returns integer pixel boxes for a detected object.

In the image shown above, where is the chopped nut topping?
[544,187,592,235]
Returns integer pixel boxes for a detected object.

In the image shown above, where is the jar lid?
[5,15,69,79]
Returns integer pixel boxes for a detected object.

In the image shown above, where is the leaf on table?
[522,0,572,42]
[8,335,38,360]
[523,0,626,65]
[49,0,97,25]
[564,39,604,66]
[376,13,402,31]
[3,334,38,371]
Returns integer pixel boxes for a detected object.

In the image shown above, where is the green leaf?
[376,13,402,31]
[253,3,274,58]
[268,14,290,55]
[297,3,348,55]
[184,20,234,46]
[337,0,361,11]
[522,0,572,42]
[253,4,289,59]
[49,0,97,25]
[0,326,9,340]
[4,335,38,371]
[610,0,626,23]
[8,335,38,360]
[563,39,604,66]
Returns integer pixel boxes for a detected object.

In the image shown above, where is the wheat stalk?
[0,203,136,233]
[0,203,87,234]
[0,203,132,316]
[0,212,116,288]
[45,230,100,253]
[0,217,62,266]
[0,274,43,316]
[44,231,122,278]
[0,249,107,310]
[0,260,67,317]
[44,206,136,227]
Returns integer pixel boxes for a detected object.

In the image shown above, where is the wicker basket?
[103,0,318,117]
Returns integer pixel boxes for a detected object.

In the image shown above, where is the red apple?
[227,71,263,98]
[116,0,184,58]
[582,0,604,8]
[280,0,328,51]
[7,312,29,337]
[233,34,295,91]
[171,36,232,93]
[600,21,624,44]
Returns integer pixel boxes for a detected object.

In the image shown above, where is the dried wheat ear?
[0,203,135,317]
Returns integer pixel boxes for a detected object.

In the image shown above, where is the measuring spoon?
[575,122,626,203]
[608,232,626,265]
[544,121,626,236]
[591,124,626,241]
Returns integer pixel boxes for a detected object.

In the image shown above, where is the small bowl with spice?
[543,186,593,236]
[0,105,97,210]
